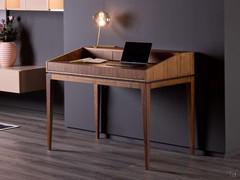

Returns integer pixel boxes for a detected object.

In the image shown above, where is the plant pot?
[0,42,17,68]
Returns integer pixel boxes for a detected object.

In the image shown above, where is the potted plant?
[0,16,17,68]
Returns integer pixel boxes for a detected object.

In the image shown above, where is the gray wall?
[64,0,225,153]
[0,10,6,19]
[0,11,64,113]
[225,0,240,154]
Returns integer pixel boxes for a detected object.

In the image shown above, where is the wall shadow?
[111,12,137,40]
[100,54,226,153]
[17,17,35,65]
[100,86,109,137]
[195,54,225,154]
[115,12,136,29]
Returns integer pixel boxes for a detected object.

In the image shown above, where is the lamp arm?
[96,26,101,47]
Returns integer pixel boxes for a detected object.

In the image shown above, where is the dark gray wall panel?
[106,86,189,147]
[64,0,225,153]
[64,83,95,130]
[225,0,240,154]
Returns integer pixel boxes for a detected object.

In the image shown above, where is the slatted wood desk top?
[46,47,196,170]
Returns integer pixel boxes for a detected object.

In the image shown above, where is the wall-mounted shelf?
[0,0,64,11]
[0,66,46,93]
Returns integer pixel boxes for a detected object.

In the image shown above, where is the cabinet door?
[6,0,25,10]
[49,0,64,11]
[0,0,6,9]
[25,0,48,10]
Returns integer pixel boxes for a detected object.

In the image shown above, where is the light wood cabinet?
[25,0,48,10]
[5,0,64,11]
[0,66,45,93]
[6,0,23,10]
[49,0,63,11]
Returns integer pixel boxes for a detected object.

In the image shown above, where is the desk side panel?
[146,53,195,82]
[47,48,87,63]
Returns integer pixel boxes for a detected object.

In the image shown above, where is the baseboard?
[67,127,225,157]
[225,148,240,158]
[106,134,224,157]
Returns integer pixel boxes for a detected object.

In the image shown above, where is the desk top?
[46,47,195,82]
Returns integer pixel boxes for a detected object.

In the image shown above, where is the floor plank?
[0,107,239,180]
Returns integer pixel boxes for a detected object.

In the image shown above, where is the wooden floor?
[0,107,239,180]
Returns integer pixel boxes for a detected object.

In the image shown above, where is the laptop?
[121,42,152,64]
[107,42,152,67]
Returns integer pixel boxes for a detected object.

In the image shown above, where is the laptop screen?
[121,42,152,64]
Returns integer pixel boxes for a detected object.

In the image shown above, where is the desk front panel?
[47,61,149,81]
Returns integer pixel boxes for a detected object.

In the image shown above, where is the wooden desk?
[46,47,196,170]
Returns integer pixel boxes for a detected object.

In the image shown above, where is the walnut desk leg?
[94,84,100,139]
[47,74,54,151]
[187,77,196,155]
[141,84,151,170]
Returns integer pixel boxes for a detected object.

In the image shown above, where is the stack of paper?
[70,58,107,64]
